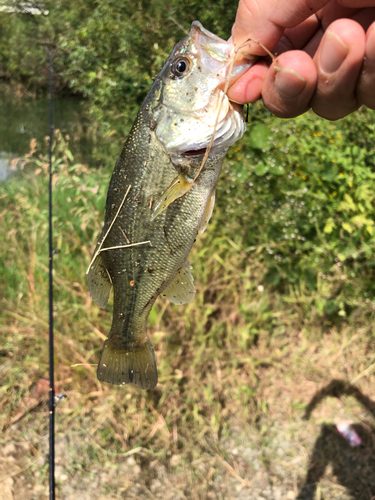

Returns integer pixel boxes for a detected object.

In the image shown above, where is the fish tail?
[97,337,158,389]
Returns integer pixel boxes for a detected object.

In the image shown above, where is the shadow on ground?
[297,379,375,500]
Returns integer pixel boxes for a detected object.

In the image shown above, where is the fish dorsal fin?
[150,174,193,222]
[199,188,215,235]
[163,261,195,305]
[88,251,112,308]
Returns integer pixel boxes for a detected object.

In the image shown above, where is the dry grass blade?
[191,51,237,186]
[215,453,252,489]
[234,37,275,61]
[351,361,375,384]
[98,240,151,253]
[86,184,131,274]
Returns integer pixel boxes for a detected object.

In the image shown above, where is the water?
[0,95,91,180]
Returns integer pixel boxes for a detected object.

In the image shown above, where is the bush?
[214,104,375,319]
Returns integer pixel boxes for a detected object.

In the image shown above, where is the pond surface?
[0,95,91,180]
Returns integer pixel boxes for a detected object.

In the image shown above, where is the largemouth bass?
[88,21,252,389]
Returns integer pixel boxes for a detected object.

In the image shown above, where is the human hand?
[228,0,375,119]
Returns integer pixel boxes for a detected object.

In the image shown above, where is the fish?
[87,21,253,389]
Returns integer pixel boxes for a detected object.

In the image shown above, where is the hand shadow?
[297,379,375,500]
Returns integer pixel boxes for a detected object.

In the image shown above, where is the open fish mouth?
[181,148,208,157]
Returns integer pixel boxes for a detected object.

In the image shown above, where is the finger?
[351,6,375,30]
[302,6,375,58]
[273,15,320,54]
[273,4,362,56]
[261,51,317,118]
[274,0,375,56]
[232,0,330,55]
[357,21,375,108]
[338,0,375,7]
[315,1,360,30]
[301,8,375,58]
[311,19,366,119]
[227,62,269,104]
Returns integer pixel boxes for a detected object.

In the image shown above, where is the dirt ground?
[2,327,375,500]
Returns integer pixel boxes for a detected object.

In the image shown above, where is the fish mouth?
[181,147,208,157]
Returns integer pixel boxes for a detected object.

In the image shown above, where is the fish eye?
[171,57,190,78]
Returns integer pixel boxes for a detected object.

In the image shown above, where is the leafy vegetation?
[0,0,96,92]
[220,104,375,320]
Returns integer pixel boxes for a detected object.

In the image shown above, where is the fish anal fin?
[88,252,112,309]
[150,174,193,221]
[163,261,195,305]
[97,337,158,389]
[199,188,216,235]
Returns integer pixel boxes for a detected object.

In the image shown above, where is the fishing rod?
[48,48,56,500]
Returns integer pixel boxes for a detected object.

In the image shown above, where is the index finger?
[232,0,330,54]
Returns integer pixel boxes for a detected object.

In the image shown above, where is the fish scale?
[88,21,253,389]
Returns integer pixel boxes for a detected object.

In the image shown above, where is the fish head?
[153,21,255,159]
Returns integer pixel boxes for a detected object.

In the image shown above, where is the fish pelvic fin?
[150,174,193,222]
[97,337,158,389]
[88,251,112,308]
[163,261,195,305]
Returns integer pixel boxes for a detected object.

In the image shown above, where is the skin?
[228,0,375,119]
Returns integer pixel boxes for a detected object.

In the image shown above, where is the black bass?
[88,21,252,389]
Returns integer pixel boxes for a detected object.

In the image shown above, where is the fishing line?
[48,49,56,500]
[195,37,274,178]
[192,45,241,185]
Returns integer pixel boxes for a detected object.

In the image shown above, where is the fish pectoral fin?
[150,174,193,221]
[88,252,112,309]
[97,337,158,389]
[163,261,196,305]
[199,188,216,235]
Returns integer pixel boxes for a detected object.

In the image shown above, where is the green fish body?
[88,22,252,389]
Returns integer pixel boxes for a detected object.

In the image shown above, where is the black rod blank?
[48,50,56,500]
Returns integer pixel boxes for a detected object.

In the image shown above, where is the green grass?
[1,117,375,499]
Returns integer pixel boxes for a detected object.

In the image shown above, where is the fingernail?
[274,66,307,100]
[320,30,349,74]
